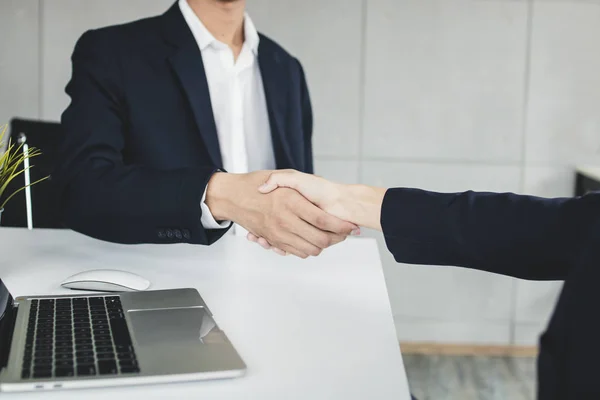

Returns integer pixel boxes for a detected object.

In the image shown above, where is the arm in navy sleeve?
[381,189,600,280]
[55,30,228,245]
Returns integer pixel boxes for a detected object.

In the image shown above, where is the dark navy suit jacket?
[55,3,313,245]
[381,188,600,399]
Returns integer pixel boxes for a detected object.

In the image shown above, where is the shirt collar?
[179,0,260,55]
[243,14,260,55]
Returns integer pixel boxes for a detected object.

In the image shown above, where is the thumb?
[258,178,278,193]
[258,172,296,193]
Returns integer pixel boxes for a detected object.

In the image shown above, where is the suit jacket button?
[166,229,174,239]
[182,229,191,240]
[174,229,182,239]
[157,230,166,239]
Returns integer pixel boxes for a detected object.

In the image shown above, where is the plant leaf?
[0,175,50,210]
[0,165,33,198]
[0,123,48,207]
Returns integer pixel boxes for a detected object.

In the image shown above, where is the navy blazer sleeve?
[56,31,226,245]
[381,188,600,281]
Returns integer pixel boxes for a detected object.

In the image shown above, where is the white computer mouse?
[60,269,151,292]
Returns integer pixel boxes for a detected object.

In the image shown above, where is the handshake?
[205,170,386,258]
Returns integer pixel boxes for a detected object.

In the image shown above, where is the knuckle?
[324,236,333,247]
[278,217,291,231]
[314,214,329,228]
[272,214,286,228]
[316,234,332,249]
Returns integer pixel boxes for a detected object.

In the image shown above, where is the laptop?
[0,279,246,392]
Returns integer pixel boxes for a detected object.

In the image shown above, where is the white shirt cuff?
[200,185,231,229]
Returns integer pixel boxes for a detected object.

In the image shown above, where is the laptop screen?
[0,279,15,370]
[0,280,12,321]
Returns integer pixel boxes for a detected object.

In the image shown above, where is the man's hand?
[205,171,358,258]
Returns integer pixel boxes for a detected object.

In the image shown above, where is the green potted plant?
[0,124,49,225]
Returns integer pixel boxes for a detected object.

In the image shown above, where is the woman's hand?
[247,170,360,255]
[255,170,386,231]
[258,170,349,220]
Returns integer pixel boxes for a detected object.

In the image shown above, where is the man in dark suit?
[251,169,600,399]
[55,0,356,258]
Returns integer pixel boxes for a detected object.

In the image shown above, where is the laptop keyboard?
[21,296,140,379]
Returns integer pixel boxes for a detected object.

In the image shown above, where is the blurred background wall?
[2,0,598,347]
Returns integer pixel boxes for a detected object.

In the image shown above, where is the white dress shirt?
[179,0,275,235]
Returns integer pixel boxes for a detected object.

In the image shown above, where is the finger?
[258,171,301,194]
[288,215,335,251]
[279,217,335,256]
[278,242,310,258]
[329,233,347,246]
[297,201,359,236]
[272,248,287,256]
[257,237,272,250]
[275,229,317,258]
[248,233,274,250]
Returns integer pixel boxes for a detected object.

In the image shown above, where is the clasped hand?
[247,170,359,257]
[205,170,358,258]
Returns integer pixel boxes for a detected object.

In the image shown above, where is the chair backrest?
[575,171,600,196]
[1,118,64,229]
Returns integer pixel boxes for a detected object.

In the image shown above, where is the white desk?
[0,229,410,399]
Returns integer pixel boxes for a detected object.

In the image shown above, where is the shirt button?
[182,230,191,240]
[166,229,174,239]
[174,230,182,240]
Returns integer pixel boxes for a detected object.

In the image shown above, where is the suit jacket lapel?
[258,37,297,170]
[168,47,222,168]
[162,3,223,168]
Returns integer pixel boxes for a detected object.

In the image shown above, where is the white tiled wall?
[313,159,360,184]
[363,0,528,163]
[0,0,40,132]
[2,0,598,346]
[526,1,600,165]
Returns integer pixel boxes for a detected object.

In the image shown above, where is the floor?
[403,355,537,400]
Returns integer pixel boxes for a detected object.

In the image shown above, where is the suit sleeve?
[296,59,314,174]
[381,188,600,281]
[55,30,227,245]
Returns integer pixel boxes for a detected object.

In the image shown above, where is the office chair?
[575,170,600,196]
[1,118,64,229]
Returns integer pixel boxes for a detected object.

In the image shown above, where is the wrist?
[205,172,238,221]
[328,183,354,221]
[339,184,386,231]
